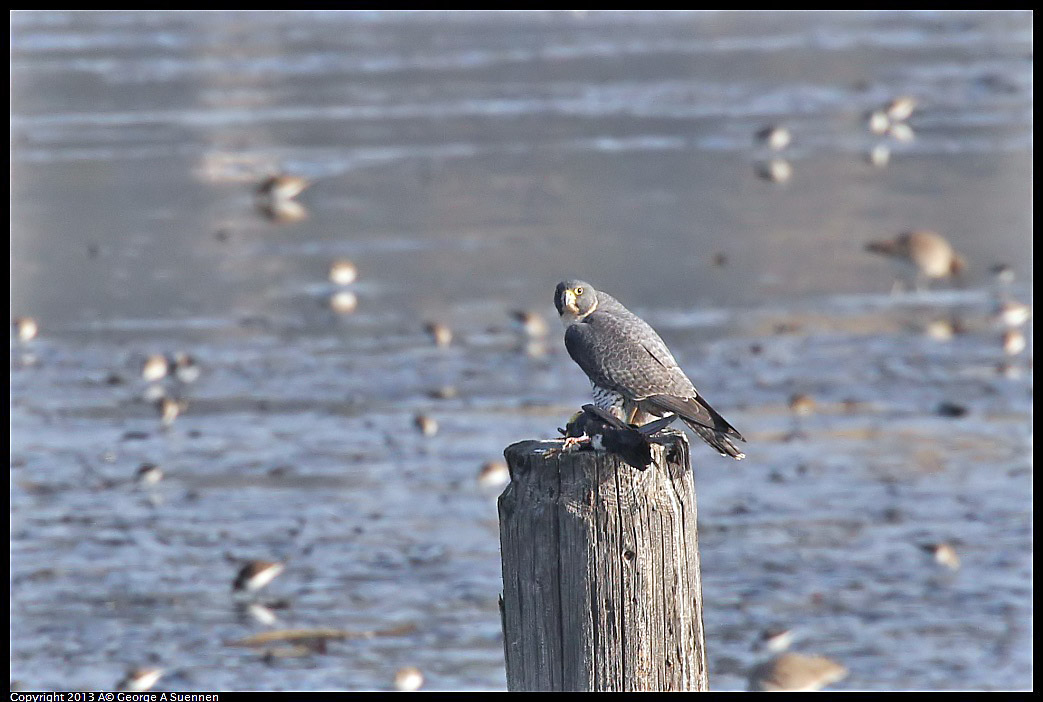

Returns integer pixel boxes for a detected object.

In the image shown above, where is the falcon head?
[554,280,599,325]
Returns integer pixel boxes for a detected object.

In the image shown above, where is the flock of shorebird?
[747,98,1030,691]
[11,90,1030,693]
[748,96,1029,692]
[753,95,918,183]
[755,96,1031,385]
[862,224,1030,374]
[11,167,542,692]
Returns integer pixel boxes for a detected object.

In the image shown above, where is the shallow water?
[10,10,1032,692]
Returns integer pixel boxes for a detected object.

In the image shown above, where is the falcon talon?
[554,280,747,461]
[541,434,589,459]
[561,435,590,452]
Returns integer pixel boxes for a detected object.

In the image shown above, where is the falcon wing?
[564,312,697,400]
[645,393,745,441]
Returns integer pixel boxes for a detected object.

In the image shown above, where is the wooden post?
[498,430,709,692]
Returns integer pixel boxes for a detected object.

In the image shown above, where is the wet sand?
[11,10,1032,691]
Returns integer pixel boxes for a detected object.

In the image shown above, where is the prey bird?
[557,404,677,470]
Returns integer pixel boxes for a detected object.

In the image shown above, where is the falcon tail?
[646,393,746,460]
[684,420,746,460]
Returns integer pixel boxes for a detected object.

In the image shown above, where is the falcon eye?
[575,287,584,295]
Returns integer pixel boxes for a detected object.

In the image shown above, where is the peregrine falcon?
[554,280,746,460]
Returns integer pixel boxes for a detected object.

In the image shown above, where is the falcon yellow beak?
[563,288,579,313]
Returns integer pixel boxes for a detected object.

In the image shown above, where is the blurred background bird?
[865,230,966,291]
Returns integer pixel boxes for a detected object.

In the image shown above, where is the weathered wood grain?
[498,430,708,691]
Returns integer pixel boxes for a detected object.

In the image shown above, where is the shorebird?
[156,397,185,427]
[993,299,1031,328]
[135,463,164,487]
[257,174,310,202]
[865,230,966,291]
[329,259,359,286]
[886,122,915,142]
[255,173,310,222]
[510,310,549,339]
[477,460,510,488]
[885,96,918,123]
[923,318,959,342]
[866,96,916,138]
[233,560,285,594]
[141,354,170,383]
[866,109,890,135]
[172,352,201,384]
[425,322,453,348]
[1002,328,1026,356]
[754,627,796,655]
[755,125,792,151]
[747,652,848,692]
[427,385,457,400]
[394,666,424,692]
[990,263,1015,286]
[413,413,438,437]
[920,542,960,571]
[116,667,164,692]
[554,280,746,459]
[13,317,38,342]
[511,310,550,356]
